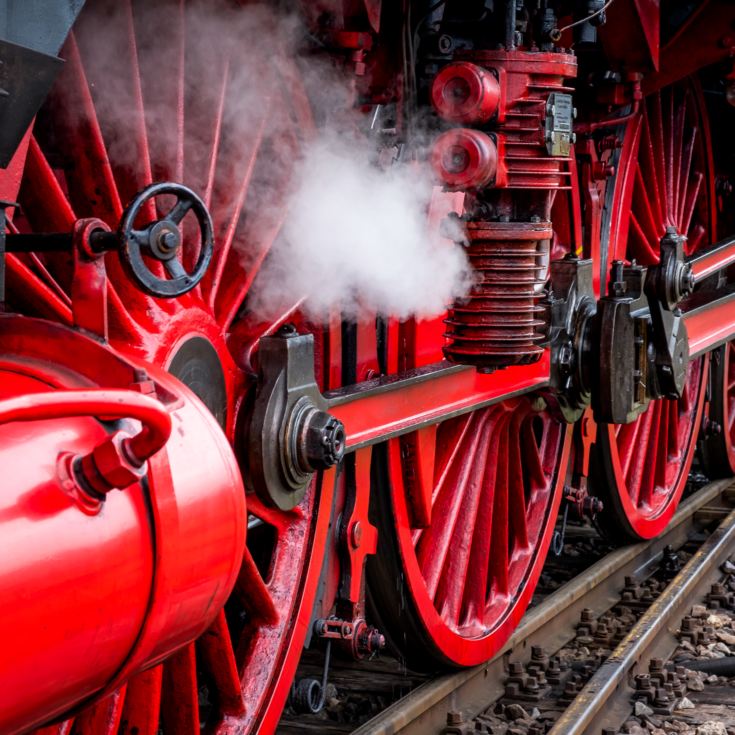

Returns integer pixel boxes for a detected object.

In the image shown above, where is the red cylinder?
[432,128,498,190]
[0,316,246,735]
[431,61,501,124]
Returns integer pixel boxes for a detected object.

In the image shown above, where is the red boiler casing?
[0,315,246,735]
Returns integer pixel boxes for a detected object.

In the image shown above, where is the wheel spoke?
[665,88,675,224]
[488,415,511,597]
[668,398,680,459]
[629,212,658,262]
[160,645,199,735]
[417,412,487,599]
[507,412,529,550]
[434,411,496,624]
[201,57,230,210]
[618,415,642,480]
[681,170,703,237]
[640,106,665,232]
[5,255,73,325]
[71,686,127,735]
[204,110,269,310]
[234,547,279,625]
[687,223,707,255]
[651,91,670,226]
[655,397,670,490]
[634,165,662,244]
[672,91,687,226]
[120,666,162,735]
[520,418,547,491]
[639,401,662,507]
[677,124,698,232]
[197,609,245,716]
[461,418,502,624]
[627,404,655,506]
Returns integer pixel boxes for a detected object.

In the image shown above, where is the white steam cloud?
[64,0,471,323]
[252,134,472,321]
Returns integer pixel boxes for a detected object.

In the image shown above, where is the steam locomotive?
[1,0,735,733]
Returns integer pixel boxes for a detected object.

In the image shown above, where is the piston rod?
[689,233,735,284]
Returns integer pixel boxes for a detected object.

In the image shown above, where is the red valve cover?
[0,316,246,735]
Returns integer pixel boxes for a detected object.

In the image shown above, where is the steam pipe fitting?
[0,389,172,507]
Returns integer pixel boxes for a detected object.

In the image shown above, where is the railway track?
[345,477,735,735]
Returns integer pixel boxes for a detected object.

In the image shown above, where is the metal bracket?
[548,255,596,423]
[545,92,575,157]
[246,325,345,510]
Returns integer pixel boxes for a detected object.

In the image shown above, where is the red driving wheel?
[8,2,341,733]
[701,342,735,477]
[592,79,713,541]
[368,190,576,668]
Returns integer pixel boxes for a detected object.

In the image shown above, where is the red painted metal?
[444,221,552,367]
[642,1,735,95]
[685,294,735,358]
[6,1,735,730]
[386,400,571,666]
[432,62,501,124]
[716,343,735,473]
[593,79,714,540]
[432,128,498,190]
[0,316,245,735]
[456,50,577,190]
[366,172,579,665]
[330,355,550,450]
[689,236,735,284]
[435,49,577,370]
[6,2,344,733]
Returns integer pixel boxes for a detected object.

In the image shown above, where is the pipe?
[0,389,172,463]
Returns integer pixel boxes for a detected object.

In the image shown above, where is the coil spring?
[443,220,551,370]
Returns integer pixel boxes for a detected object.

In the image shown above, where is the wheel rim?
[723,342,735,472]
[10,2,339,732]
[596,79,713,539]
[701,342,735,477]
[369,188,574,668]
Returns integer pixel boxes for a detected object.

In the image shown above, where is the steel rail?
[352,479,735,735]
[549,490,735,735]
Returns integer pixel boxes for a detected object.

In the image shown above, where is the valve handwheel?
[7,1,343,732]
[118,182,214,298]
